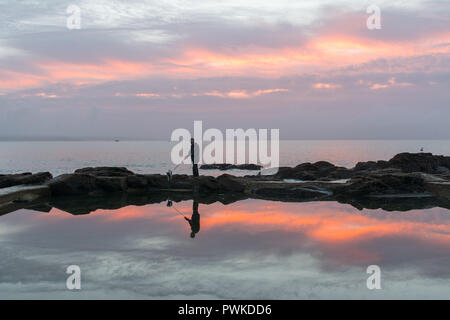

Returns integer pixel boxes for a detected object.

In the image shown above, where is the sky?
[0,0,449,139]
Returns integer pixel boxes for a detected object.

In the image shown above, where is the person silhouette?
[190,138,200,177]
[185,201,200,238]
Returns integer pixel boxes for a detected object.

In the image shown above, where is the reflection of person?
[190,138,200,177]
[185,201,200,238]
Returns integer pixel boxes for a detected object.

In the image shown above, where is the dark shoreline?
[1,152,449,216]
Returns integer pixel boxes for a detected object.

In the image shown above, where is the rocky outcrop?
[334,173,426,197]
[0,172,52,188]
[47,173,98,195]
[45,167,248,196]
[200,163,262,170]
[39,154,450,199]
[216,174,246,192]
[1,153,448,215]
[273,161,352,181]
[74,167,135,176]
[264,153,450,181]
[354,153,450,174]
[0,185,50,206]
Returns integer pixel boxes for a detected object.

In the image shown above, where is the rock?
[95,176,127,192]
[326,167,354,180]
[234,164,263,170]
[274,161,350,180]
[200,163,262,170]
[196,176,221,193]
[74,167,135,177]
[200,164,232,170]
[8,153,450,204]
[170,175,195,189]
[216,174,246,192]
[386,152,450,173]
[0,185,51,206]
[0,172,53,189]
[336,173,426,197]
[354,160,389,171]
[309,161,336,171]
[145,174,170,189]
[436,166,450,174]
[47,174,98,195]
[126,175,148,189]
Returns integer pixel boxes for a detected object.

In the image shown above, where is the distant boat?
[114,139,120,142]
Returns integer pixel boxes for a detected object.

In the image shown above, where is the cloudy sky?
[0,0,449,139]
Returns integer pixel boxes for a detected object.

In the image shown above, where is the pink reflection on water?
[32,199,450,267]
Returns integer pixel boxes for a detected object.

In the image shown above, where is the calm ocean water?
[0,140,449,299]
[1,140,449,176]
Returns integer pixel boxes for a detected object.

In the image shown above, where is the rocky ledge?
[0,153,449,214]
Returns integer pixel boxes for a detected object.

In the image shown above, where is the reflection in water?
[185,201,200,239]
[167,199,201,239]
[0,198,449,299]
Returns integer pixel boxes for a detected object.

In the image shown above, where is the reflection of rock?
[0,172,52,188]
[49,193,147,215]
[0,185,51,216]
[252,186,330,202]
[48,192,248,215]
[338,195,450,212]
[200,163,262,170]
[0,199,52,216]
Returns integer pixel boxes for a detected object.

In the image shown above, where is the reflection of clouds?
[0,200,449,298]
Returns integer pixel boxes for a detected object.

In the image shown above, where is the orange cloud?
[370,77,414,90]
[115,92,160,98]
[21,92,59,98]
[197,88,288,99]
[313,83,341,89]
[2,26,450,93]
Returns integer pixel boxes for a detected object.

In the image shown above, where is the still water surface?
[0,199,449,299]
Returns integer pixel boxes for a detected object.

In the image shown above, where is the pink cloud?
[197,88,288,99]
[369,77,414,90]
[313,83,341,89]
